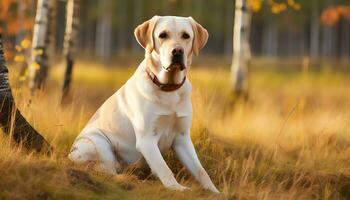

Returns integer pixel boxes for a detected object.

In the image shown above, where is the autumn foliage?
[0,0,34,35]
[0,0,34,60]
[247,0,300,13]
[321,5,350,26]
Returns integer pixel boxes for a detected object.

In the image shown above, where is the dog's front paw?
[167,184,189,191]
[209,186,220,193]
[203,184,220,193]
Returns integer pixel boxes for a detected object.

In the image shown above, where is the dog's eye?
[182,33,190,39]
[159,32,168,39]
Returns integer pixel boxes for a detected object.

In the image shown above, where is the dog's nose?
[172,47,184,56]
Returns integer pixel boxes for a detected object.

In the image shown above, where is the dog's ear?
[188,17,208,55]
[134,16,160,53]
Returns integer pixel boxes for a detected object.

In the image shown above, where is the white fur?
[69,16,219,193]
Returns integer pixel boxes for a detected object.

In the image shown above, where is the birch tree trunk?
[0,34,52,153]
[29,0,52,93]
[62,0,80,103]
[95,0,112,61]
[231,0,251,96]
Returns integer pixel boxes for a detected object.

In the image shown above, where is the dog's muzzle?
[164,47,186,71]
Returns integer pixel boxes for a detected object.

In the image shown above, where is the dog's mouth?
[163,62,186,72]
[163,54,186,72]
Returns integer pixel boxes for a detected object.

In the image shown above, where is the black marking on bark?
[0,34,52,153]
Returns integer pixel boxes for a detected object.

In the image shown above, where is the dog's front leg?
[173,132,220,193]
[136,134,188,191]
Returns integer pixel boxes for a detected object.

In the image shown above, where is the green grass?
[1,60,350,199]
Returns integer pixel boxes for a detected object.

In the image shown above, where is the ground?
[0,58,349,199]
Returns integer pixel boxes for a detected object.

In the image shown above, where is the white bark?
[62,0,80,102]
[231,0,251,95]
[31,0,50,49]
[63,0,80,57]
[29,0,55,92]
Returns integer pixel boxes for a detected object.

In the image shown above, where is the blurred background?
[1,0,349,62]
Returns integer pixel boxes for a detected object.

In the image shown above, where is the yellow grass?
[1,60,350,199]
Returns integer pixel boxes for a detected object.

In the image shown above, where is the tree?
[231,0,251,96]
[310,1,320,58]
[321,5,350,26]
[230,0,302,96]
[95,0,112,61]
[0,34,52,153]
[320,5,350,58]
[28,0,54,93]
[47,0,58,65]
[62,0,80,104]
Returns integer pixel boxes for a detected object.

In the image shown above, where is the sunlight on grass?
[1,62,350,199]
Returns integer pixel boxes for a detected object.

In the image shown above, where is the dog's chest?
[154,113,179,153]
[157,91,181,109]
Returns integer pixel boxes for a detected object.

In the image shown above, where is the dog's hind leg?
[69,131,120,174]
[93,133,120,174]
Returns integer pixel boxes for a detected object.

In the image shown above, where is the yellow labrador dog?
[69,16,219,193]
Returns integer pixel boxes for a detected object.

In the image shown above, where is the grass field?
[0,60,350,199]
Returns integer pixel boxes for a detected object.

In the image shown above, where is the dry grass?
[0,60,350,200]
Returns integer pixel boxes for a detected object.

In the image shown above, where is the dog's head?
[135,16,208,84]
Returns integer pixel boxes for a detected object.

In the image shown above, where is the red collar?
[145,67,186,92]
